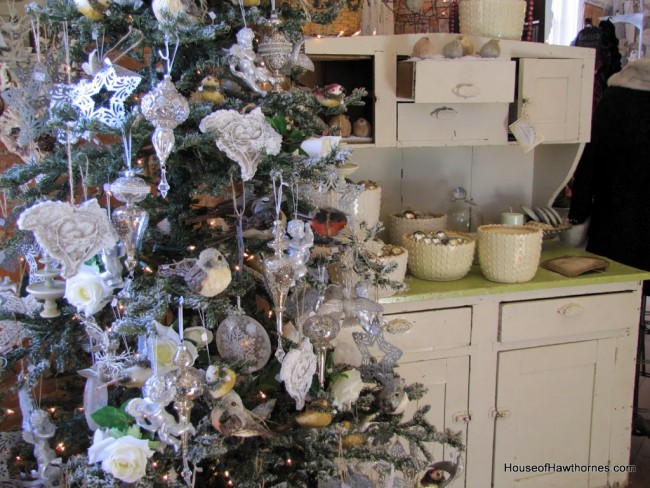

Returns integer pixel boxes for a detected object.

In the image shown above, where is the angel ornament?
[286,219,314,280]
[229,27,272,96]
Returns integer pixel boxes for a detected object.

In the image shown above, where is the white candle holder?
[26,255,66,318]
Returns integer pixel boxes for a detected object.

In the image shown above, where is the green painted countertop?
[384,242,650,304]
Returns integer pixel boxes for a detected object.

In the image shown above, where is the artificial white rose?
[183,326,214,348]
[64,265,112,316]
[147,322,198,375]
[88,430,153,483]
[331,369,364,411]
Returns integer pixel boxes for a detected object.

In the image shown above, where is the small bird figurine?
[479,39,501,58]
[74,0,109,21]
[458,35,475,56]
[328,113,352,137]
[412,36,435,59]
[442,39,463,59]
[205,365,236,399]
[314,84,345,108]
[197,76,225,106]
[158,248,232,297]
[210,391,276,438]
[151,0,201,23]
[352,117,372,137]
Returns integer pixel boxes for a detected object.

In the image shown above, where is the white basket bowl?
[477,224,543,283]
[388,212,447,246]
[403,232,476,281]
[459,0,527,40]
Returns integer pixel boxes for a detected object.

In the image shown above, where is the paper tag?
[509,116,545,153]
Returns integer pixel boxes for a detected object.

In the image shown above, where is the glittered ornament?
[257,13,293,92]
[278,337,317,410]
[215,314,272,372]
[110,172,150,274]
[303,314,340,389]
[140,75,190,198]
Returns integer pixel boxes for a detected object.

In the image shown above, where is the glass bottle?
[448,186,483,233]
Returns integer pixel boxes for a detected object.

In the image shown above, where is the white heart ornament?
[18,199,118,278]
[199,108,282,181]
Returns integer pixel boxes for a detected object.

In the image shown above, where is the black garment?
[569,82,650,273]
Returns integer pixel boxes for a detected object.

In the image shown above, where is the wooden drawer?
[397,102,508,144]
[384,307,471,362]
[499,292,639,342]
[398,59,516,104]
[335,307,471,364]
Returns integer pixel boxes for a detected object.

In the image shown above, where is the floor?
[629,314,650,487]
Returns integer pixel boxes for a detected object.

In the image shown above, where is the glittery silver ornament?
[215,314,272,372]
[140,75,190,197]
[257,13,293,92]
[110,171,150,274]
[303,314,340,389]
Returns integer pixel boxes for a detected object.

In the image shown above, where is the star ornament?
[72,59,142,130]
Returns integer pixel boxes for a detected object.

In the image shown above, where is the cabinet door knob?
[490,408,511,419]
[557,303,584,317]
[453,411,472,423]
[452,83,481,98]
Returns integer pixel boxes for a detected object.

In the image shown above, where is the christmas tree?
[0,1,463,486]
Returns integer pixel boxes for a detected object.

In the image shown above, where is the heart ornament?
[199,108,282,181]
[18,199,118,278]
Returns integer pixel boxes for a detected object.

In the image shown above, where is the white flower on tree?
[87,430,153,483]
[64,266,112,316]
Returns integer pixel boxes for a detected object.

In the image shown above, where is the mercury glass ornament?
[140,75,190,197]
[262,220,300,362]
[257,13,293,92]
[165,343,204,485]
[303,314,340,389]
[215,314,272,372]
[110,171,150,273]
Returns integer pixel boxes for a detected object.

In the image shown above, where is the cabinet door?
[399,356,469,488]
[518,58,584,142]
[493,340,616,488]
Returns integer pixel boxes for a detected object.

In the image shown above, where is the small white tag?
[509,116,545,153]
[208,11,217,20]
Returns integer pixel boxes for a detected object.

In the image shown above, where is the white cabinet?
[400,357,470,488]
[381,271,644,488]
[493,340,615,488]
[517,58,588,143]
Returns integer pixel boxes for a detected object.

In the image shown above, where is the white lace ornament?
[17,199,119,278]
[278,337,317,410]
[199,108,282,181]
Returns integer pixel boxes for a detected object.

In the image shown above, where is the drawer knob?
[430,106,457,120]
[452,83,481,98]
[557,303,584,317]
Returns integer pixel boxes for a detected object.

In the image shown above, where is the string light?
[56,442,65,453]
[5,408,14,415]
[48,407,56,413]
[286,458,293,466]
[258,391,267,400]
[337,31,345,37]
[352,31,361,36]
[188,245,197,251]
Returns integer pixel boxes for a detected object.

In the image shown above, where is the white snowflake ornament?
[71,58,142,129]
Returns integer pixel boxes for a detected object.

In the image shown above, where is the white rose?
[88,430,153,483]
[183,326,213,349]
[331,369,365,411]
[64,266,112,316]
[147,322,198,375]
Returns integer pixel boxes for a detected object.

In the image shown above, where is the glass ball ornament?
[215,315,272,372]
